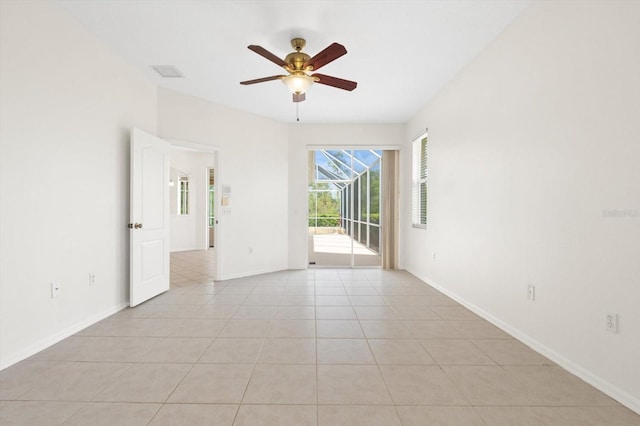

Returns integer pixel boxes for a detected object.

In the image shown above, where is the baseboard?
[0,302,128,371]
[410,271,640,416]
[170,246,204,253]
[219,265,289,281]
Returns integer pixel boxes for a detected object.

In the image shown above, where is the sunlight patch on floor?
[312,234,377,256]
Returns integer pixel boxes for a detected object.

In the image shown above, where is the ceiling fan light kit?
[282,73,315,95]
[240,37,357,105]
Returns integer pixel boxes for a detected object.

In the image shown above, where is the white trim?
[218,265,289,281]
[411,131,428,144]
[0,302,128,371]
[170,246,203,253]
[410,271,640,416]
[307,144,402,151]
[410,128,428,143]
[167,138,220,152]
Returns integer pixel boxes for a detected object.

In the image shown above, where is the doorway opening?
[168,144,218,282]
[308,149,382,268]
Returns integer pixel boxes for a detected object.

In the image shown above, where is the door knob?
[134,223,143,229]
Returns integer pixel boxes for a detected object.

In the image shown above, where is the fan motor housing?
[285,51,310,71]
[285,38,310,71]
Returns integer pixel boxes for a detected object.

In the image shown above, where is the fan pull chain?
[296,102,300,122]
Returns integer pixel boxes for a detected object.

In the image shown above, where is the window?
[208,184,215,226]
[412,132,428,228]
[179,176,189,215]
[208,169,215,226]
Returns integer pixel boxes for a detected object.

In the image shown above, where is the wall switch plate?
[89,273,96,286]
[606,313,618,333]
[51,282,61,298]
[432,252,436,261]
[527,284,535,301]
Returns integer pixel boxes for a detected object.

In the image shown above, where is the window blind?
[412,133,427,228]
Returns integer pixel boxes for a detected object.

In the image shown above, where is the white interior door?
[130,128,170,307]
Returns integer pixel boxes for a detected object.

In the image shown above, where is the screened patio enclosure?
[308,149,382,267]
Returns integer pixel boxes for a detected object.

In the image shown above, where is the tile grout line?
[360,277,404,424]
[314,273,320,426]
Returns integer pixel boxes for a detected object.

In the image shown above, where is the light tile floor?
[1,250,639,425]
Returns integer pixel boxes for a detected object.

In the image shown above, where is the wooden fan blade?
[240,75,285,85]
[248,45,287,67]
[312,73,358,91]
[293,93,306,103]
[304,43,347,71]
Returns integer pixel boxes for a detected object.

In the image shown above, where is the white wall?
[0,1,157,367]
[157,88,289,279]
[403,1,640,412]
[169,149,213,252]
[287,124,405,269]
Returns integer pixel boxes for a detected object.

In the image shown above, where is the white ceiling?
[57,0,530,124]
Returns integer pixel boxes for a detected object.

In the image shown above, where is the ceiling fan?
[240,38,357,103]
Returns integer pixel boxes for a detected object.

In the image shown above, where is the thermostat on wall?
[221,185,231,206]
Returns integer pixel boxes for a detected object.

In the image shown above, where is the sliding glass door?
[308,149,382,268]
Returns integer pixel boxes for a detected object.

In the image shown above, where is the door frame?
[167,139,221,281]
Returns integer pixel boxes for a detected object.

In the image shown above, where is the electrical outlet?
[51,282,61,299]
[527,284,535,301]
[89,273,96,286]
[432,252,436,261]
[606,313,618,334]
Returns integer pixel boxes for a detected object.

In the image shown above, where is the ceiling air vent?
[151,65,183,78]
